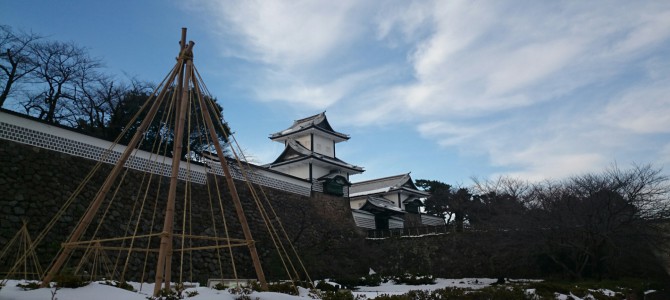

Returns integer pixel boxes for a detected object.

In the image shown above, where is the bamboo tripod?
[38,28,268,295]
[0,222,43,280]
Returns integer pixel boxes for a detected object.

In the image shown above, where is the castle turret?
[267,112,363,196]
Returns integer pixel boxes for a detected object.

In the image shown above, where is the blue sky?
[3,0,670,184]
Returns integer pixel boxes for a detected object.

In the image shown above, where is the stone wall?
[364,231,544,279]
[3,136,666,283]
[402,213,422,227]
[0,139,366,283]
[363,228,669,280]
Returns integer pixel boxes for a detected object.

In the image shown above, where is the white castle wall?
[0,110,312,196]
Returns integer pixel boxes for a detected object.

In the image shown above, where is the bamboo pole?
[193,77,268,290]
[40,57,180,288]
[153,40,194,296]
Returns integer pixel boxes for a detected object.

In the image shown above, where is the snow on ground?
[0,278,652,300]
[0,278,503,300]
[0,280,308,300]
[352,278,498,299]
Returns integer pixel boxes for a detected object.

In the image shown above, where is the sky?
[3,0,670,185]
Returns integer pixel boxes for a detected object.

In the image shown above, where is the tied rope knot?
[176,41,195,61]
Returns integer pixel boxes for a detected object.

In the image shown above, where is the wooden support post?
[193,77,268,290]
[153,39,194,296]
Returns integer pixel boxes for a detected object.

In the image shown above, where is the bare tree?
[0,25,40,107]
[529,164,670,279]
[471,175,531,199]
[72,75,126,135]
[21,40,101,124]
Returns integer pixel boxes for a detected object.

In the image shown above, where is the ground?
[0,277,663,300]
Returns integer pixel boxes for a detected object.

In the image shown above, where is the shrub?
[54,271,89,288]
[360,274,383,286]
[185,290,199,297]
[391,273,436,285]
[527,281,570,298]
[267,281,298,295]
[146,288,183,300]
[472,286,528,300]
[228,286,258,300]
[332,274,384,289]
[16,281,40,290]
[377,287,529,300]
[249,281,262,291]
[316,280,339,292]
[330,277,362,289]
[317,290,367,300]
[102,280,135,291]
[374,293,412,300]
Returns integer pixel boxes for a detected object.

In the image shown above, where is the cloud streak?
[191,0,670,181]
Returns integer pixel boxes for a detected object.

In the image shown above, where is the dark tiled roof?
[350,173,429,197]
[267,140,363,173]
[269,112,349,141]
[360,196,405,215]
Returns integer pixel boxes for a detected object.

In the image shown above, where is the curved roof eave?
[269,155,364,173]
[389,186,431,197]
[269,126,350,141]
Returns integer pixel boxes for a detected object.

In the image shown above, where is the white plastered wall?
[313,134,334,157]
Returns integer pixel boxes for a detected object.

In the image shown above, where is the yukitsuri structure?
[2,28,310,296]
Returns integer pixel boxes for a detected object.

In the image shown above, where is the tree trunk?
[455,212,464,232]
[0,50,18,107]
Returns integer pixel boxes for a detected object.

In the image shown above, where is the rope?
[191,92,227,282]
[4,39,317,293]
[191,71,246,283]
[117,95,177,282]
[194,70,295,285]
[139,92,176,292]
[120,126,170,281]
[33,62,180,286]
[195,66,313,287]
[178,87,195,284]
[194,68,312,290]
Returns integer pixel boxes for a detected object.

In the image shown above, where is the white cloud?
[417,121,499,147]
[484,38,583,96]
[362,1,670,123]
[601,82,670,134]
[189,0,670,181]
[253,66,393,108]
[659,144,670,166]
[374,1,433,43]
[500,153,606,182]
[199,0,362,68]
[380,1,670,180]
[610,10,670,56]
[415,116,607,180]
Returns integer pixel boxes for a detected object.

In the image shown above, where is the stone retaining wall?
[0,139,364,283]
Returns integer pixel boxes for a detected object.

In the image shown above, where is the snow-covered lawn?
[0,280,309,300]
[0,277,661,300]
[352,278,498,298]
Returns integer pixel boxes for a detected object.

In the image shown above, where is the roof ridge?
[292,111,325,124]
[352,173,410,185]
